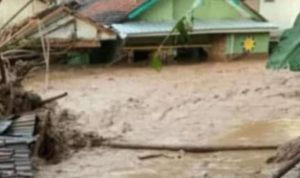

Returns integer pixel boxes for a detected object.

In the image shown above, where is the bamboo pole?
[0,0,34,31]
[103,142,278,153]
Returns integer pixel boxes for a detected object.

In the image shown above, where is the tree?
[150,0,203,71]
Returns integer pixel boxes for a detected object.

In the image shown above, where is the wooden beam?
[103,142,278,153]
[123,44,212,51]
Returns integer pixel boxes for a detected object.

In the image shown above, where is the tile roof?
[79,0,146,24]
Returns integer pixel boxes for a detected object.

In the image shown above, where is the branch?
[0,56,7,84]
[40,92,68,106]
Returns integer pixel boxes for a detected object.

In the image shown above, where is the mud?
[35,107,104,163]
[24,59,300,178]
[0,83,41,116]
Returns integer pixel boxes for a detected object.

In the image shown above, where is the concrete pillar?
[127,50,134,64]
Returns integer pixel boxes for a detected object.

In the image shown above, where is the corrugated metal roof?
[0,113,37,178]
[112,20,278,38]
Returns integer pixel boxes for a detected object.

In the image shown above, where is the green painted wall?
[193,0,242,20]
[226,33,270,54]
[174,0,195,20]
[132,0,270,55]
[137,0,245,21]
[138,0,173,21]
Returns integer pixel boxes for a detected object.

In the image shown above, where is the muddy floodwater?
[26,59,300,178]
[219,119,300,145]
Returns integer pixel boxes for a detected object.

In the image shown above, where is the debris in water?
[0,113,37,178]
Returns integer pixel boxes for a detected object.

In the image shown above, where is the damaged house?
[0,0,117,64]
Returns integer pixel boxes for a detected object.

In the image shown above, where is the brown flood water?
[103,119,300,178]
[32,61,300,178]
[101,150,275,178]
[219,119,300,145]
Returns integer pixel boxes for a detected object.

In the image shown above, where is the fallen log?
[272,153,300,178]
[103,142,278,153]
[40,92,68,106]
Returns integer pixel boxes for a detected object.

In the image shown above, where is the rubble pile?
[37,109,104,163]
[0,48,68,177]
[0,49,43,116]
[0,114,37,178]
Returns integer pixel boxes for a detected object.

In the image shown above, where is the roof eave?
[120,28,278,39]
[128,0,159,20]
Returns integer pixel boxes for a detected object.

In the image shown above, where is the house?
[74,0,147,62]
[259,0,300,38]
[0,4,116,50]
[0,0,278,63]
[111,0,277,62]
[0,0,147,63]
[243,0,300,38]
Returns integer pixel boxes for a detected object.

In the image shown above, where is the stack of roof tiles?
[0,114,37,178]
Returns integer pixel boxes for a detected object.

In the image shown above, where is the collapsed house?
[0,0,118,64]
[0,5,116,48]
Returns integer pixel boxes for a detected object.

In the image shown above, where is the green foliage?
[267,13,300,71]
[150,0,203,71]
[175,17,191,43]
[150,53,162,71]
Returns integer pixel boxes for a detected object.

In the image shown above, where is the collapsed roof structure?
[0,4,116,49]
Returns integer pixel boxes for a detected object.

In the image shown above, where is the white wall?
[0,0,47,28]
[260,0,300,35]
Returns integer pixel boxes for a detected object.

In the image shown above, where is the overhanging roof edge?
[128,0,159,20]
[121,28,277,38]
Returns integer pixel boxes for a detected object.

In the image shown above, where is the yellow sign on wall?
[243,36,256,52]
